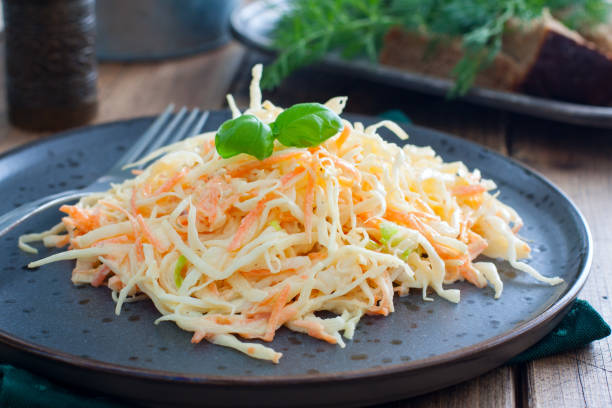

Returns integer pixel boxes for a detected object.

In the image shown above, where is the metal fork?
[0,105,209,235]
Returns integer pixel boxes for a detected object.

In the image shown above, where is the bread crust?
[379,16,612,105]
[518,29,612,105]
[379,27,522,91]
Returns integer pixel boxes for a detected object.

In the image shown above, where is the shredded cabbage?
[21,64,562,363]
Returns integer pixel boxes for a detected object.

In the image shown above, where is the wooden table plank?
[229,53,516,408]
[95,43,245,121]
[508,117,612,407]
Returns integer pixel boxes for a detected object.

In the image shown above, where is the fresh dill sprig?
[261,0,399,90]
[262,0,611,95]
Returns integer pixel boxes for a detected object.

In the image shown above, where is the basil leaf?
[215,114,274,160]
[272,103,343,148]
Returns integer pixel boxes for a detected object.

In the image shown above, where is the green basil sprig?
[272,103,343,148]
[215,103,343,160]
[215,114,274,161]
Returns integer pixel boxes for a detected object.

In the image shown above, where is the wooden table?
[1,43,611,407]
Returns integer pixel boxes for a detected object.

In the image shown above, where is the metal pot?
[95,0,239,61]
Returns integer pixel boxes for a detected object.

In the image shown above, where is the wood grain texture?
[381,366,517,408]
[95,43,244,121]
[509,117,612,408]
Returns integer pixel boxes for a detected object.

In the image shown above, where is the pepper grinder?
[3,0,98,131]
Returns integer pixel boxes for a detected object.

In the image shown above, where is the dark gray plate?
[0,112,591,407]
[231,0,612,128]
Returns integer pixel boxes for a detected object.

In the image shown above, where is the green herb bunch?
[262,0,610,95]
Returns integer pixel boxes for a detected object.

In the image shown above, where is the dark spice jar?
[4,0,98,131]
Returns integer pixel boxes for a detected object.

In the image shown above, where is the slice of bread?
[379,28,523,91]
[379,12,612,105]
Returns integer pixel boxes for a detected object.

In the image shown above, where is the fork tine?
[130,110,211,170]
[115,104,174,168]
[139,106,188,156]
[189,110,210,138]
[164,108,201,146]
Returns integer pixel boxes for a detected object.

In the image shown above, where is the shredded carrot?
[458,261,487,288]
[241,268,272,276]
[275,305,298,329]
[59,205,100,232]
[371,272,393,315]
[143,182,151,196]
[153,168,188,195]
[100,200,139,234]
[130,188,140,215]
[228,151,310,178]
[263,285,291,341]
[307,251,327,261]
[108,275,124,291]
[291,320,337,344]
[209,282,220,297]
[134,236,145,262]
[366,307,388,316]
[228,193,274,251]
[280,166,305,186]
[338,176,354,187]
[412,197,436,215]
[512,220,523,234]
[241,268,295,278]
[466,230,488,260]
[326,154,360,181]
[191,331,211,344]
[136,215,164,252]
[452,184,486,196]
[335,125,350,150]
[91,265,111,287]
[386,210,463,259]
[304,172,315,242]
[361,215,381,230]
[196,176,223,223]
[214,316,233,325]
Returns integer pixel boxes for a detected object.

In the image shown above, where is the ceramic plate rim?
[0,114,592,386]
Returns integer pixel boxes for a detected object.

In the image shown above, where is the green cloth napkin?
[1,300,608,407]
[507,299,610,365]
[0,365,127,408]
[378,109,413,125]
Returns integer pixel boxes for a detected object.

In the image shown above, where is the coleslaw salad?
[19,65,562,363]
